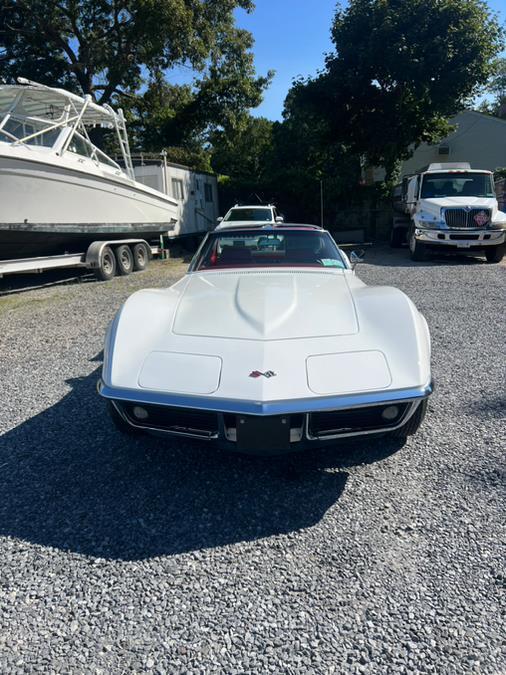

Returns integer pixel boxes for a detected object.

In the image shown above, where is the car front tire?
[391,399,428,438]
[107,400,142,437]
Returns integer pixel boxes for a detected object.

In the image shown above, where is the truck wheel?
[115,244,134,275]
[409,229,428,261]
[107,401,142,437]
[485,245,505,264]
[392,399,428,438]
[132,242,149,271]
[94,245,116,281]
[390,227,405,248]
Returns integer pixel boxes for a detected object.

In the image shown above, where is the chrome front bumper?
[98,380,433,416]
[414,227,505,248]
[98,379,433,448]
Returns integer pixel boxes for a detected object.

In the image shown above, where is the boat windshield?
[0,116,61,147]
[421,172,495,198]
[193,229,346,270]
[0,84,129,175]
[67,132,120,169]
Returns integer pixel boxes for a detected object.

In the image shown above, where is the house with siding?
[401,110,506,176]
[366,110,506,184]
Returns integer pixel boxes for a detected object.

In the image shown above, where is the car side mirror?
[275,216,284,223]
[217,216,223,222]
[350,249,365,270]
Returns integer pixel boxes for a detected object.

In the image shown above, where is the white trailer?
[131,154,219,240]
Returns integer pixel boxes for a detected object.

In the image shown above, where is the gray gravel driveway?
[0,248,504,673]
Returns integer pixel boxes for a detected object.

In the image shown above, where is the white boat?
[0,78,179,260]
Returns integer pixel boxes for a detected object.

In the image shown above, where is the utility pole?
[320,178,324,228]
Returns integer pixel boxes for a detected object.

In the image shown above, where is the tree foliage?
[479,57,506,118]
[0,0,272,154]
[0,0,252,100]
[216,0,505,223]
[287,0,504,179]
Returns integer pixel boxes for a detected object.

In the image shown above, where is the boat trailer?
[0,239,160,281]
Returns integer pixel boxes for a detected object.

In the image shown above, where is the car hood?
[172,270,359,340]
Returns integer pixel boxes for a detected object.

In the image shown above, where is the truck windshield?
[421,173,495,199]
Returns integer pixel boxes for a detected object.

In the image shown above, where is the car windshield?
[193,230,346,270]
[420,172,495,198]
[224,208,273,222]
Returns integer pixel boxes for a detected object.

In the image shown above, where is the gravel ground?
[0,248,504,674]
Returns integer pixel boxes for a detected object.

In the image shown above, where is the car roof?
[228,204,274,209]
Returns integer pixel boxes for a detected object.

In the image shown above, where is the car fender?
[351,284,431,388]
[103,280,189,388]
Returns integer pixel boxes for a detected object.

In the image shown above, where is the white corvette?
[99,225,432,453]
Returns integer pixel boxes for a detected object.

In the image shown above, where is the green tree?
[211,115,273,181]
[480,57,506,118]
[125,26,272,153]
[288,0,504,179]
[0,0,272,156]
[0,0,253,100]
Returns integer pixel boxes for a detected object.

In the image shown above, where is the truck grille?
[444,208,491,229]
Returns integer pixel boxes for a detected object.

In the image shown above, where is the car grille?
[119,402,219,438]
[308,403,411,439]
[444,208,491,229]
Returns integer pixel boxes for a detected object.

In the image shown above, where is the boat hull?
[0,154,178,259]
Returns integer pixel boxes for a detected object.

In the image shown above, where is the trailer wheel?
[115,244,134,275]
[132,242,149,271]
[485,244,505,264]
[94,245,116,281]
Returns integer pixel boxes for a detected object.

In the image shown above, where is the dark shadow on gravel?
[361,245,489,268]
[0,267,95,296]
[0,366,404,561]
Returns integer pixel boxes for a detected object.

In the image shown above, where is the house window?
[171,178,184,200]
[204,183,213,202]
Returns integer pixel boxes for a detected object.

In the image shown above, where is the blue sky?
[167,0,506,120]
[233,0,506,121]
[236,0,337,121]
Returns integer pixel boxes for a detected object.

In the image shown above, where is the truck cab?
[392,163,506,262]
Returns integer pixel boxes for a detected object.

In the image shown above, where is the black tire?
[391,399,428,438]
[115,244,134,275]
[485,245,505,264]
[94,245,116,281]
[132,242,149,271]
[390,226,406,248]
[107,400,142,437]
[408,228,428,261]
